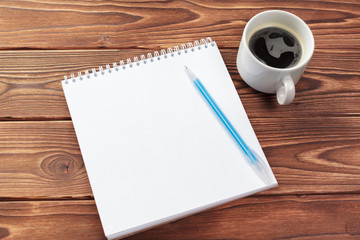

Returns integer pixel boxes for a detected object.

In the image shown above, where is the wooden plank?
[0,200,104,240]
[1,195,360,239]
[0,118,359,199]
[0,48,358,120]
[127,194,360,240]
[0,0,358,50]
[0,121,92,199]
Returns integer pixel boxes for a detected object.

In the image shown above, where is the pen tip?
[184,65,188,70]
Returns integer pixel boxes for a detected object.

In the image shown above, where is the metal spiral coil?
[64,37,214,84]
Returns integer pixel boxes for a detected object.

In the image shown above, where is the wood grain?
[0,1,359,239]
[0,118,359,199]
[0,200,104,240]
[1,195,360,240]
[0,121,92,199]
[0,0,358,50]
[0,48,358,120]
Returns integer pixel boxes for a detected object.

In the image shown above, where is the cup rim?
[242,10,315,72]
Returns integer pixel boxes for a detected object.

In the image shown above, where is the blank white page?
[62,40,277,239]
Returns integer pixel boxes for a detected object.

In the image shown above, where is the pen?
[184,66,273,185]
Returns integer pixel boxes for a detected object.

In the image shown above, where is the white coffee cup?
[237,10,314,105]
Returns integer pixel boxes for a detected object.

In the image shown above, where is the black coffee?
[249,27,302,68]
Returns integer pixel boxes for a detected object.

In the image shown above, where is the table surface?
[0,1,359,239]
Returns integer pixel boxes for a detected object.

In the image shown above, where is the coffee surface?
[249,27,302,68]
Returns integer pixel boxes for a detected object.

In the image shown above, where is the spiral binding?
[64,37,214,84]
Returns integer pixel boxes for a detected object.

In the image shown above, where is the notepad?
[62,38,277,240]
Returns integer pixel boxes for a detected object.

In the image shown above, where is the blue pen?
[184,66,273,185]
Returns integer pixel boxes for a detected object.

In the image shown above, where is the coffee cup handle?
[276,75,295,105]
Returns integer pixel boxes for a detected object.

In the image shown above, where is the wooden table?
[0,1,359,239]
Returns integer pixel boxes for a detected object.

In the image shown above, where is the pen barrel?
[194,78,257,164]
[192,76,272,185]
